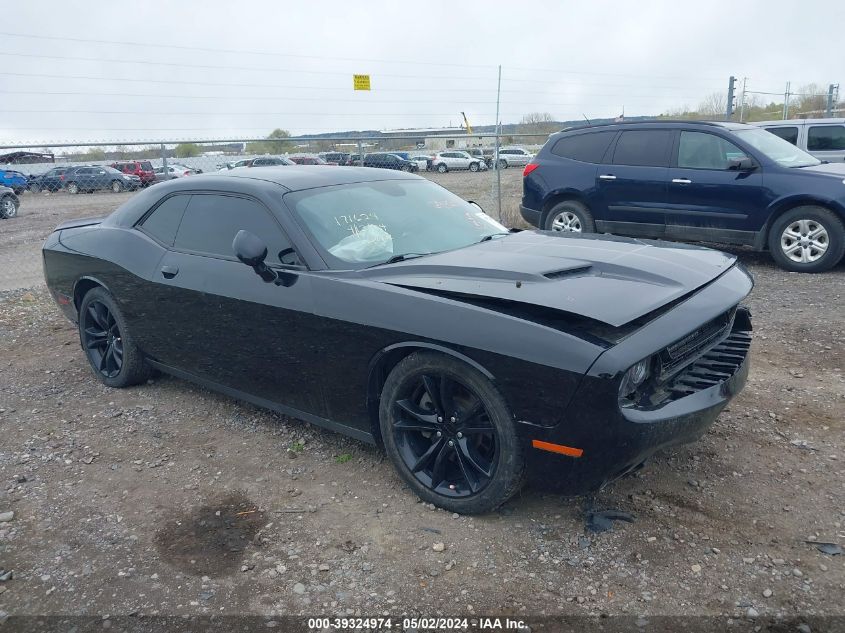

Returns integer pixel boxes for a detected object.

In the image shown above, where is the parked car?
[492,147,534,169]
[42,167,753,513]
[288,155,330,166]
[408,155,432,171]
[155,165,194,181]
[754,119,845,163]
[64,166,141,194]
[0,169,28,195]
[28,167,72,193]
[219,159,255,171]
[363,153,418,171]
[249,157,293,167]
[521,120,845,273]
[0,185,19,219]
[111,161,156,187]
[320,152,350,165]
[430,151,487,173]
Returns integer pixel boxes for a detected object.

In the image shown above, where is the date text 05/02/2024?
[306,617,528,630]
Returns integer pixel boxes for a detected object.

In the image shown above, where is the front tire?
[544,200,595,233]
[380,352,525,514]
[66,182,79,195]
[111,180,124,193]
[768,206,844,273]
[79,287,152,388]
[436,163,448,173]
[0,196,18,219]
[469,162,479,172]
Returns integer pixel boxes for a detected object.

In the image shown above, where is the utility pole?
[726,75,736,120]
[827,84,839,118]
[739,77,748,122]
[782,81,791,120]
[492,64,502,222]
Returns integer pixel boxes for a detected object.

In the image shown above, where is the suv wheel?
[497,159,507,169]
[437,163,448,173]
[0,195,18,219]
[768,206,844,273]
[66,182,79,195]
[111,180,124,193]
[545,200,595,233]
[469,162,480,172]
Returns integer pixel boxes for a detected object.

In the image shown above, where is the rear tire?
[767,206,844,273]
[544,200,595,233]
[497,159,507,169]
[66,182,79,195]
[469,162,479,172]
[111,180,124,193]
[78,287,152,388]
[380,351,525,514]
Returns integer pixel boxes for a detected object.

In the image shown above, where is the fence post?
[494,65,502,222]
[160,144,168,180]
[358,139,363,166]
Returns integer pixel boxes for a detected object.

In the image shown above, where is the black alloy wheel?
[82,299,124,378]
[78,287,152,387]
[380,352,525,513]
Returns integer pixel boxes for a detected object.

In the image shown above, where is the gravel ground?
[0,176,843,625]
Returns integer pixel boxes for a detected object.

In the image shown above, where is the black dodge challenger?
[43,167,753,513]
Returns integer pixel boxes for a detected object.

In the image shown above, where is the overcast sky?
[0,0,842,145]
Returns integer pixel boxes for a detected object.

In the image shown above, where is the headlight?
[618,357,651,403]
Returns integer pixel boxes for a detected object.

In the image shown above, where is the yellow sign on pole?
[353,74,371,91]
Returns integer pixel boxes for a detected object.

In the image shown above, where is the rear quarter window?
[139,195,191,246]
[551,131,616,163]
[807,125,845,151]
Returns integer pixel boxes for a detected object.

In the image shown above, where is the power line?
[0,31,726,82]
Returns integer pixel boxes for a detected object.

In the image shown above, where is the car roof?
[174,165,419,192]
[754,118,845,126]
[559,120,753,134]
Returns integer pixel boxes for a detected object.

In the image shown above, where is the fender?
[369,341,495,381]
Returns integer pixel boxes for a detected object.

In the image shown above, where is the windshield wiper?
[477,232,511,243]
[366,252,432,268]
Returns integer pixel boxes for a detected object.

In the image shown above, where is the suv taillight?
[523,162,539,177]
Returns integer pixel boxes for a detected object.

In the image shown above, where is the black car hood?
[363,231,736,328]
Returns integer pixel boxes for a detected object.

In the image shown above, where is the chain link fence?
[0,134,540,290]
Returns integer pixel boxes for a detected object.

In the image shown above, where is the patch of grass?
[289,440,305,453]
[335,453,353,464]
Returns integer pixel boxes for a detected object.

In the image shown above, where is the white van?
[754,119,845,163]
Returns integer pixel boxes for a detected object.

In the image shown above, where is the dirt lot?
[0,176,843,626]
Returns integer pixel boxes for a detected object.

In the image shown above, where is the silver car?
[754,119,845,163]
[493,147,534,169]
[431,151,488,173]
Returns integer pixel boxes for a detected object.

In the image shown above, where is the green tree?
[175,143,201,158]
[246,129,293,155]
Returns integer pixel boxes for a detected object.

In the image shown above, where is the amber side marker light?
[531,439,584,458]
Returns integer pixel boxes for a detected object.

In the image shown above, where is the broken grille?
[666,330,752,400]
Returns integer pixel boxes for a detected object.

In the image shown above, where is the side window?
[139,195,191,246]
[677,131,748,170]
[766,126,799,145]
[551,131,616,163]
[807,125,845,151]
[174,194,296,265]
[612,130,673,167]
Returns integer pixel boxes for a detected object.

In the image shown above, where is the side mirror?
[233,230,277,283]
[729,157,756,171]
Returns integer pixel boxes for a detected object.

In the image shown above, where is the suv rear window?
[551,131,616,163]
[807,125,845,151]
[140,162,153,170]
[765,126,799,146]
[612,130,673,167]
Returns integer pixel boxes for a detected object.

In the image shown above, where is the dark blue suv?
[521,121,845,272]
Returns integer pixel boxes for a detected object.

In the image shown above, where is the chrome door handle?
[672,178,692,184]
[599,174,616,180]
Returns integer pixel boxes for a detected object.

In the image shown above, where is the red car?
[111,161,156,186]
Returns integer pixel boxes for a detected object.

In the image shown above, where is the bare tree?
[698,92,727,119]
[521,112,555,126]
[794,83,827,116]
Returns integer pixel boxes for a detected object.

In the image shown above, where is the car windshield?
[285,179,508,269]
[734,128,820,168]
